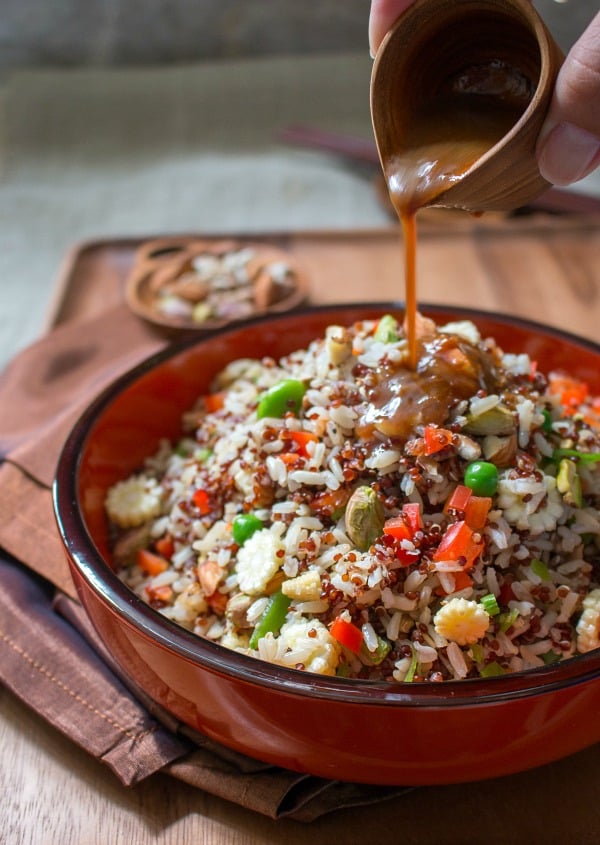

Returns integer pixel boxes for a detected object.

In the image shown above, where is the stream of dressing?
[383,62,533,368]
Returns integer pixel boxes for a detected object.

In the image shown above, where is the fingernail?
[537,122,600,186]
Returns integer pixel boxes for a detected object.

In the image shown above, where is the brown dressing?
[358,332,501,441]
[362,60,533,441]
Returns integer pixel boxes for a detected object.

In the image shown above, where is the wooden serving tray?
[45,217,600,342]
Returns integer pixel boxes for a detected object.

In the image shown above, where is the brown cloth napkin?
[0,303,411,821]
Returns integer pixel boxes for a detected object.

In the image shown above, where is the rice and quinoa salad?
[105,312,600,683]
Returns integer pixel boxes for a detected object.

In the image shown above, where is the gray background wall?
[1,0,596,69]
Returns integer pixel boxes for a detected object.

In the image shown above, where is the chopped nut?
[225,593,253,628]
[326,325,353,365]
[464,405,516,436]
[556,458,583,508]
[482,433,518,467]
[344,486,385,551]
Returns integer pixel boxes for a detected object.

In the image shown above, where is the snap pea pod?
[249,590,292,649]
[256,379,306,419]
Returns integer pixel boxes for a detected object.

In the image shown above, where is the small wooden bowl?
[125,238,309,335]
[370,0,564,212]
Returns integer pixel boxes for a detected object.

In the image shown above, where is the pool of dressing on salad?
[367,60,533,439]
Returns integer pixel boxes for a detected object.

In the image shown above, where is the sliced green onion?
[552,448,600,464]
[541,409,553,434]
[480,593,500,616]
[194,446,213,463]
[542,649,562,666]
[336,661,351,678]
[374,314,399,343]
[249,590,291,649]
[403,643,418,683]
[360,634,391,666]
[470,643,484,663]
[479,661,505,678]
[530,558,551,582]
[498,608,519,633]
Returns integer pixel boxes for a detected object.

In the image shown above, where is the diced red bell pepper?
[193,488,211,514]
[433,520,483,571]
[499,576,515,605]
[444,484,473,514]
[329,617,363,654]
[402,502,422,533]
[396,548,421,567]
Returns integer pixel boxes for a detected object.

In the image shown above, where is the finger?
[369,0,415,57]
[537,12,600,186]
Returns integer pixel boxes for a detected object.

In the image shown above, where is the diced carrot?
[435,569,474,595]
[204,391,226,412]
[206,591,228,615]
[329,617,363,654]
[549,374,589,411]
[137,548,169,576]
[279,452,301,467]
[145,583,174,604]
[464,495,492,531]
[383,516,412,542]
[423,424,454,455]
[154,535,174,559]
[192,488,211,514]
[288,430,319,458]
[310,487,350,517]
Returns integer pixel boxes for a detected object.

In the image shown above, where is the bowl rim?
[53,301,600,707]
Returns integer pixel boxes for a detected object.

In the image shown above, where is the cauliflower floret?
[434,597,490,646]
[497,472,564,535]
[235,528,284,595]
[105,474,162,528]
[281,569,322,602]
[576,588,600,653]
[258,617,341,675]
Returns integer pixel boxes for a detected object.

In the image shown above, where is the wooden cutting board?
[45,215,599,343]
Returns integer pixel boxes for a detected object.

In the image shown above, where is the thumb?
[537,12,600,186]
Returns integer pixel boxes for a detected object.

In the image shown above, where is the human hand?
[369,1,600,188]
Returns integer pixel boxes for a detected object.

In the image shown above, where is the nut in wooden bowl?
[125,238,309,334]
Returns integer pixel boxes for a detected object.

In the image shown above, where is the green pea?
[249,590,292,649]
[464,461,499,497]
[232,513,263,546]
[256,379,306,419]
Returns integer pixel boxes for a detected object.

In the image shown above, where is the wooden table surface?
[3,216,600,845]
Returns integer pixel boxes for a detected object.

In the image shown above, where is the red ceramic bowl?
[53,303,600,786]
